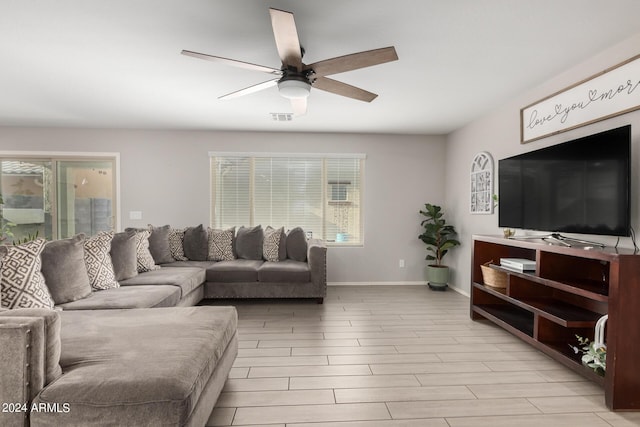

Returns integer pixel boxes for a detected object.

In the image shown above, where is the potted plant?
[419,203,460,290]
[0,193,16,243]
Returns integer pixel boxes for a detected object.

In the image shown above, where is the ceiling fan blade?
[181,50,282,75]
[307,46,398,77]
[313,77,378,102]
[290,98,308,116]
[269,8,302,71]
[219,78,279,100]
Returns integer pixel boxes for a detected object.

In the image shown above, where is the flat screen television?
[499,125,631,237]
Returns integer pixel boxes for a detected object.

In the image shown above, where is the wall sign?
[521,54,640,143]
[470,152,493,215]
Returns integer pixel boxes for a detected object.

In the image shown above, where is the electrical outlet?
[399,259,405,268]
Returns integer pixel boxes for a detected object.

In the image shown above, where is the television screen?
[499,125,631,237]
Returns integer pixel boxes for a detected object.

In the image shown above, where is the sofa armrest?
[0,309,62,427]
[307,239,327,301]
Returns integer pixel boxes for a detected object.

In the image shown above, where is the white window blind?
[210,153,364,245]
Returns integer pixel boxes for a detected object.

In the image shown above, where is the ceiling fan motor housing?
[277,74,312,99]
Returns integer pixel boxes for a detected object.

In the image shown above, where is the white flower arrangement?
[569,335,606,377]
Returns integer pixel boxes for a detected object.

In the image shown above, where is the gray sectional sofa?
[0,224,326,426]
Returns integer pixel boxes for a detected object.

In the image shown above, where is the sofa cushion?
[286,227,308,262]
[84,231,119,291]
[148,224,175,264]
[258,259,311,283]
[41,234,92,304]
[0,238,54,309]
[207,227,235,261]
[163,260,218,269]
[33,306,237,426]
[130,229,160,272]
[184,224,209,261]
[206,260,263,282]
[169,227,188,261]
[119,267,205,299]
[56,285,180,310]
[263,226,286,262]
[236,225,264,260]
[110,230,138,281]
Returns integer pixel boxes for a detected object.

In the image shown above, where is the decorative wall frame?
[521,53,640,143]
[470,152,493,214]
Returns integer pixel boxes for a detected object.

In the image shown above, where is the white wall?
[445,32,640,294]
[0,128,445,283]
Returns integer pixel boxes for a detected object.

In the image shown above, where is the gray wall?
[0,128,446,283]
[444,32,640,294]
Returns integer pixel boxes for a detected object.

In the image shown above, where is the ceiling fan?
[181,7,398,116]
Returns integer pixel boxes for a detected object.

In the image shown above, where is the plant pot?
[426,265,449,291]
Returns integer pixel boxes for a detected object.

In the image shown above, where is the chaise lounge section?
[0,306,238,427]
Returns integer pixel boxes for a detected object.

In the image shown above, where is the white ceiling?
[2,1,640,135]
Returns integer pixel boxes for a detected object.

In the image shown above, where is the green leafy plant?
[569,335,606,377]
[418,203,460,266]
[0,194,17,243]
[13,230,40,246]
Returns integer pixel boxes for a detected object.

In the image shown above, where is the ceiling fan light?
[278,79,311,99]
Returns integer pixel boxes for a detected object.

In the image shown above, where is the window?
[210,153,364,245]
[0,155,118,242]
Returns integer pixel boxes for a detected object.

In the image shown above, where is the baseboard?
[327,281,470,298]
[448,285,470,297]
[328,281,427,286]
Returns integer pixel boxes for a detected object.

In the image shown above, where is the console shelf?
[471,235,640,410]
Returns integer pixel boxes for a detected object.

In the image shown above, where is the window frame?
[0,151,120,240]
[209,152,365,247]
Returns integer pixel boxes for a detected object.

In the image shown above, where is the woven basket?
[480,261,507,289]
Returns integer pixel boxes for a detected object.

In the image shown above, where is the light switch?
[129,211,143,220]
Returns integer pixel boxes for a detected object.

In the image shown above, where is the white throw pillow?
[131,229,160,273]
[207,227,235,261]
[84,231,119,290]
[0,238,54,309]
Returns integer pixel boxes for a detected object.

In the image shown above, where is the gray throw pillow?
[41,234,92,305]
[183,224,209,261]
[110,231,138,281]
[148,224,174,264]
[236,225,264,260]
[286,227,308,262]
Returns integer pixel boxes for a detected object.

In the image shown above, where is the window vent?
[270,113,293,122]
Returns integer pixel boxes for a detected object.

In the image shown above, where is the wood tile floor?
[203,285,640,426]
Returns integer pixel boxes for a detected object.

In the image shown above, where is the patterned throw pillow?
[263,226,285,262]
[207,227,235,261]
[132,230,160,272]
[84,231,119,291]
[169,228,188,261]
[0,238,54,309]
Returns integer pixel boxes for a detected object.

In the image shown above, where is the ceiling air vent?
[270,113,293,122]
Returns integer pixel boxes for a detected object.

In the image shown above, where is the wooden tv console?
[470,234,640,410]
